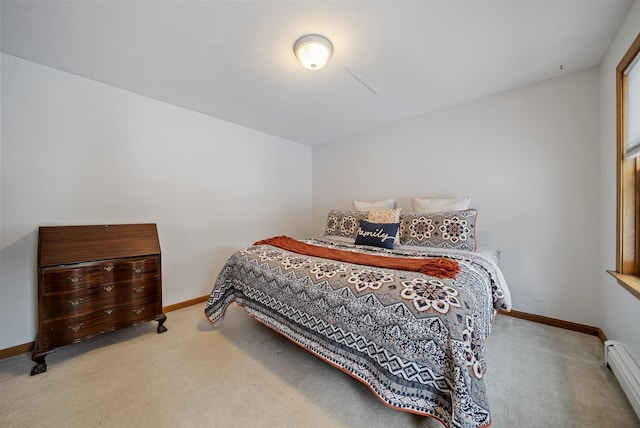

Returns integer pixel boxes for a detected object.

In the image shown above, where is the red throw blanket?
[254,236,459,279]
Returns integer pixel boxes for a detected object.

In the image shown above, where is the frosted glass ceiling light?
[294,34,333,70]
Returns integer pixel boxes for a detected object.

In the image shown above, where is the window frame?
[610,32,640,300]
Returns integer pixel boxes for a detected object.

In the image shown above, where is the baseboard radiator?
[605,340,640,418]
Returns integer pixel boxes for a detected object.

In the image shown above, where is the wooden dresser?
[31,223,167,375]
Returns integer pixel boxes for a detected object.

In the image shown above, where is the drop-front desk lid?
[38,223,160,267]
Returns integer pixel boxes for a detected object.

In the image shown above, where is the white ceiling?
[0,0,633,145]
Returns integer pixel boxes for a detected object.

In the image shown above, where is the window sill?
[607,270,640,300]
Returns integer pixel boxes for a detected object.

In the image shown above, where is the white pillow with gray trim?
[412,197,470,213]
[353,197,397,211]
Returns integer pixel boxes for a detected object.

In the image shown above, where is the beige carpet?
[0,303,638,428]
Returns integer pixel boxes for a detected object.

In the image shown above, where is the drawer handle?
[132,267,144,274]
[132,287,145,294]
[67,323,84,332]
[103,266,114,272]
[103,285,114,292]
[132,308,145,316]
[66,276,83,283]
[104,308,113,315]
[67,298,84,306]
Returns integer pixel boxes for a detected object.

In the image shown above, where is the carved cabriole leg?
[31,360,47,376]
[30,335,52,376]
[156,313,167,333]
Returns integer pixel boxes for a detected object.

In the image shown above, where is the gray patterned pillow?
[399,209,477,250]
[324,210,368,239]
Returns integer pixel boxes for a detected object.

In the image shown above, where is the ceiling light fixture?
[294,34,333,70]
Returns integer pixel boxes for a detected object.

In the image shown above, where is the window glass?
[625,55,640,158]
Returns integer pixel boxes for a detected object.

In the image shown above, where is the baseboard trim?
[0,294,211,360]
[163,295,209,312]
[503,309,608,344]
[0,342,34,360]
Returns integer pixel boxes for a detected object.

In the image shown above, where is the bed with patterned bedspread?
[204,209,511,428]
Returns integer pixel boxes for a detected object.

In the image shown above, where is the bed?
[205,208,511,428]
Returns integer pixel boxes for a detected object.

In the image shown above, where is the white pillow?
[412,197,471,212]
[353,197,397,211]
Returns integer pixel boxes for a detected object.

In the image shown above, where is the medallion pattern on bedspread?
[205,238,510,428]
[310,262,347,279]
[347,269,394,291]
[400,278,461,313]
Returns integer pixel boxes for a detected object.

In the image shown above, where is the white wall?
[600,0,640,364]
[313,67,602,327]
[0,54,313,350]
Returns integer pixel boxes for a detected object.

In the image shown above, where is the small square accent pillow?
[354,220,400,249]
[367,208,401,223]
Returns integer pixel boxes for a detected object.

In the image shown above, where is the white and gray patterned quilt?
[205,237,511,428]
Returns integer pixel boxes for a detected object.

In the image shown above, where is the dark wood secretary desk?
[31,223,167,375]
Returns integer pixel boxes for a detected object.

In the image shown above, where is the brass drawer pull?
[67,323,84,332]
[66,276,83,283]
[132,267,144,274]
[103,266,114,272]
[103,285,114,292]
[104,308,113,315]
[67,298,84,306]
[132,308,144,316]
[132,287,145,294]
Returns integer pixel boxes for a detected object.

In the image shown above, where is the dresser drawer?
[42,257,159,293]
[117,299,161,325]
[41,286,117,319]
[113,258,160,281]
[42,263,112,293]
[42,298,160,346]
[114,279,160,303]
[42,280,159,321]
